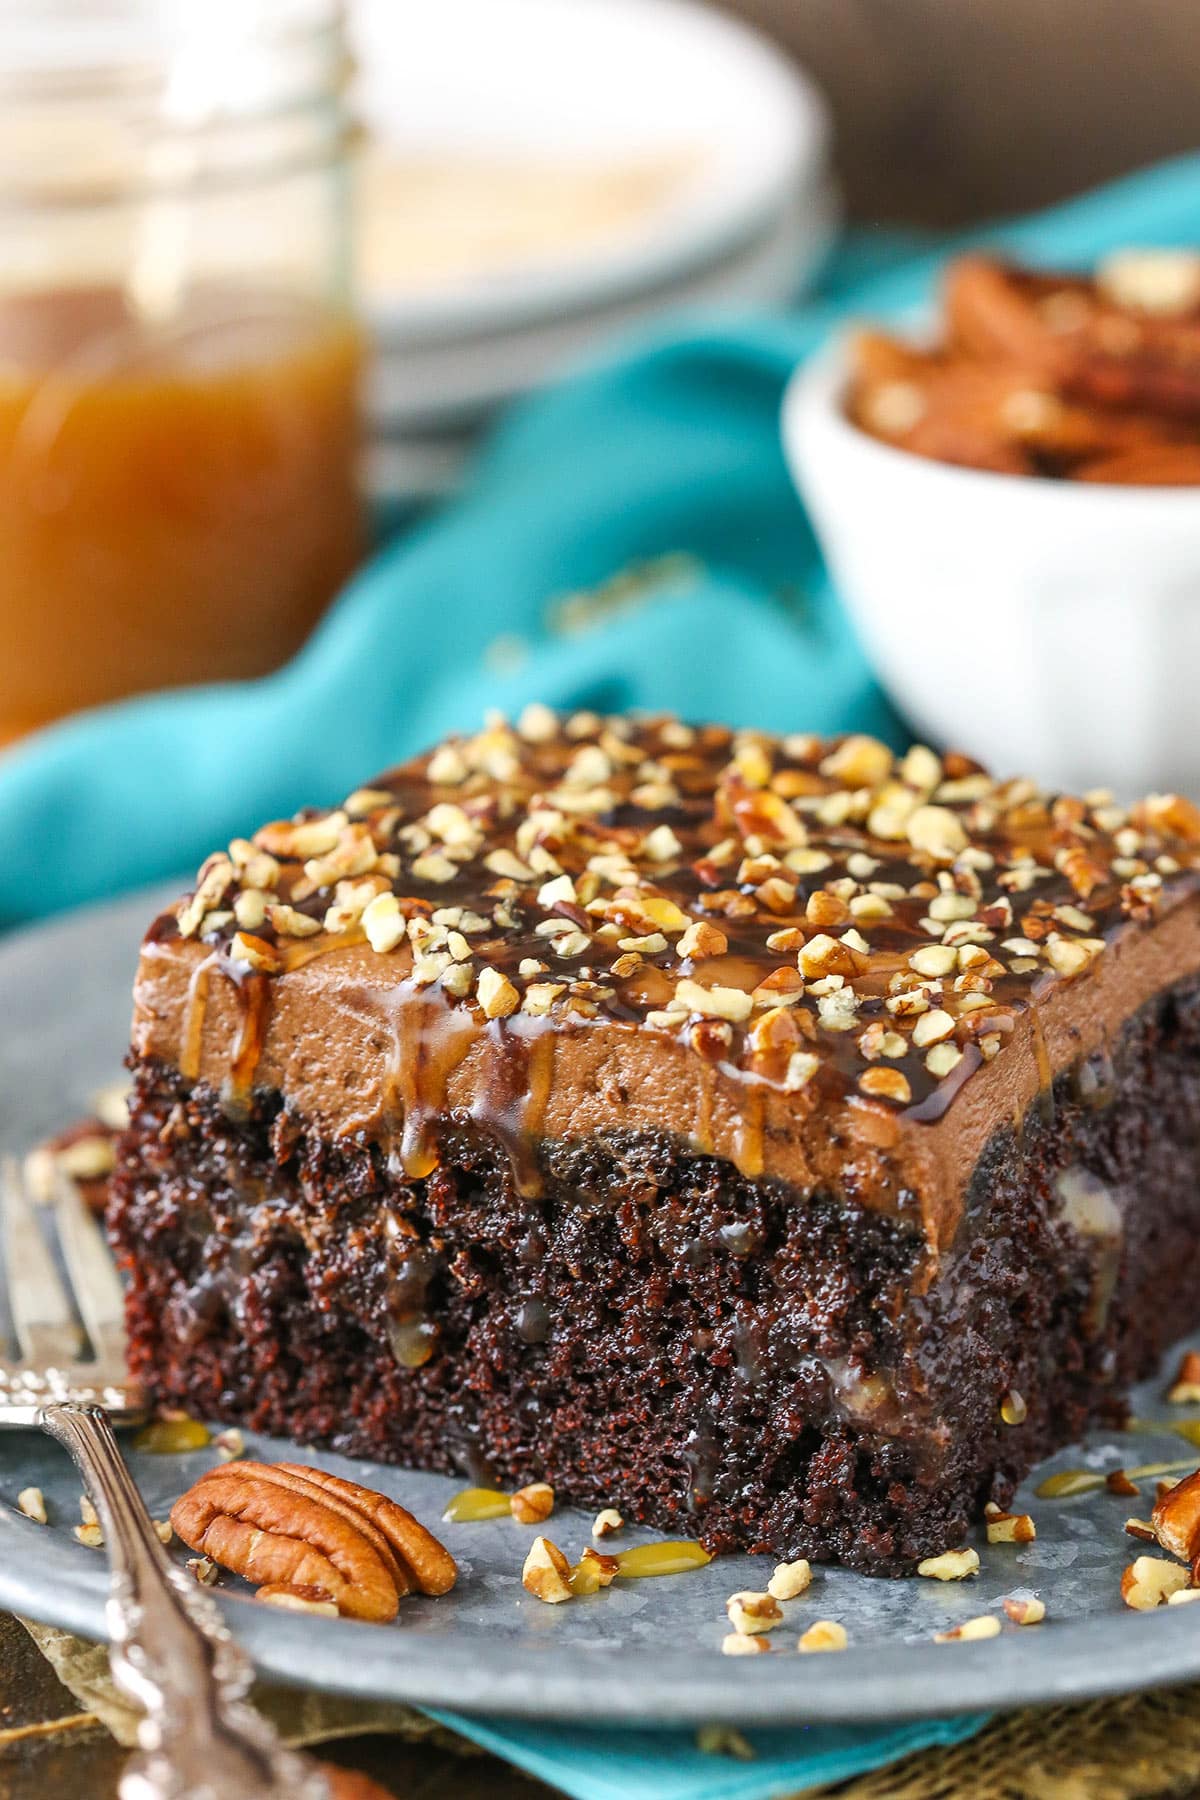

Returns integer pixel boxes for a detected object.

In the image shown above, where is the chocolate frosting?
[129,711,1200,1252]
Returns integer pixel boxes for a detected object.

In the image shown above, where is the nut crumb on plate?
[934,1614,1001,1643]
[17,1487,46,1524]
[917,1548,979,1581]
[1121,1556,1191,1610]
[986,1511,1037,1544]
[725,1591,784,1636]
[256,1584,339,1617]
[522,1535,574,1605]
[767,1559,813,1601]
[510,1481,554,1525]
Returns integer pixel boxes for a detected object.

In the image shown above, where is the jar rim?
[0,0,342,86]
[0,2,353,205]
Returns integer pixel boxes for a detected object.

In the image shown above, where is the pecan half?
[170,1462,456,1622]
[273,1463,457,1596]
[1151,1466,1200,1565]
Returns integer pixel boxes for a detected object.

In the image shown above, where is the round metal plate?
[0,887,1197,1725]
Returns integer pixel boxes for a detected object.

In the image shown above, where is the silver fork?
[0,1157,332,1800]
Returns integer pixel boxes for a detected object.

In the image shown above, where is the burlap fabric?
[18,1617,1200,1798]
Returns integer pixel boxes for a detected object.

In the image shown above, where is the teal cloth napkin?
[429,1710,988,1800]
[7,154,1200,1797]
[3,152,1199,930]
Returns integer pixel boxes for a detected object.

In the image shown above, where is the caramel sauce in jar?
[0,284,362,738]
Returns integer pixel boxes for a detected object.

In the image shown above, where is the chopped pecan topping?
[161,712,1200,1124]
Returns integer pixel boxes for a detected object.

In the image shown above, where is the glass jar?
[0,0,364,740]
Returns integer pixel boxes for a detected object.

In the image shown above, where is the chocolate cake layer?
[111,713,1200,1570]
[113,975,1200,1572]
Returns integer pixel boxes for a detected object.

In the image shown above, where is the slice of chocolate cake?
[110,711,1200,1573]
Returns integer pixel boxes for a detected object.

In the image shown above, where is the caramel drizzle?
[324,979,560,1191]
[469,1021,556,1198]
[1029,992,1055,1125]
[178,946,273,1101]
[386,990,478,1180]
[227,971,270,1104]
[732,1080,765,1180]
[178,952,217,1081]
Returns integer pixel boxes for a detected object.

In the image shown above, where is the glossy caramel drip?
[1036,1454,1199,1498]
[469,1020,556,1198]
[277,925,367,973]
[134,1417,212,1454]
[226,970,270,1105]
[693,1065,715,1158]
[442,1486,513,1522]
[733,1080,766,1180]
[1029,994,1055,1125]
[613,1539,712,1577]
[903,1041,983,1124]
[178,952,217,1081]
[385,991,478,1180]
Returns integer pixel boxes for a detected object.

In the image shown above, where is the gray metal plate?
[0,887,1196,1726]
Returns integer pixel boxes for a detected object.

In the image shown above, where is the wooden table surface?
[0,1613,549,1800]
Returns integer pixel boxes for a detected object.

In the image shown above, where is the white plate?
[350,0,829,342]
[367,177,837,432]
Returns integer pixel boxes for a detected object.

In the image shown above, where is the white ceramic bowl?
[782,337,1200,800]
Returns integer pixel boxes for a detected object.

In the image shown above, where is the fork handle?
[39,1401,331,1800]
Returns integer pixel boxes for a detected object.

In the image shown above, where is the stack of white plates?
[349,0,836,505]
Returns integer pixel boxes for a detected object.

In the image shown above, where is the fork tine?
[51,1168,127,1373]
[1,1156,84,1368]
